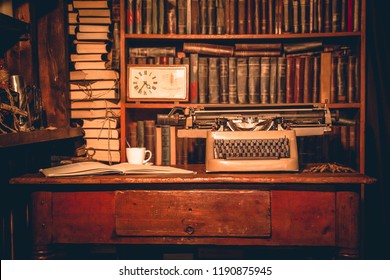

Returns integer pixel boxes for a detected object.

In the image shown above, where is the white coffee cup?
[126,147,152,165]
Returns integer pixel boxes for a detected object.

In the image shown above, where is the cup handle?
[143,150,152,164]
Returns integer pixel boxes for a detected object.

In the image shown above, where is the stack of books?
[68,0,121,163]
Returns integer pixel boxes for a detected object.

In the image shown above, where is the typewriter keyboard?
[213,137,290,160]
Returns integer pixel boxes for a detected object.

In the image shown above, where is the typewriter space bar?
[225,156,280,160]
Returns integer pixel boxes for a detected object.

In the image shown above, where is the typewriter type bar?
[205,130,299,172]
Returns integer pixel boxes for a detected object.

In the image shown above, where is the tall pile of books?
[68,0,121,163]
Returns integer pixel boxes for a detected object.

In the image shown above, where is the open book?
[40,161,195,177]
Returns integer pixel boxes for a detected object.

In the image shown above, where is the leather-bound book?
[248,57,260,104]
[277,56,287,103]
[347,0,353,32]
[332,0,340,32]
[330,55,338,103]
[238,0,246,34]
[128,121,138,148]
[152,0,158,34]
[236,57,248,104]
[283,0,291,33]
[317,0,323,32]
[347,55,356,102]
[312,55,320,102]
[254,0,261,34]
[353,0,360,31]
[207,0,216,34]
[229,0,236,34]
[216,0,225,34]
[269,57,278,103]
[324,0,331,32]
[127,0,134,33]
[320,51,332,103]
[228,57,237,103]
[191,0,199,34]
[198,57,209,103]
[190,53,199,103]
[234,50,282,57]
[261,0,268,34]
[178,0,187,34]
[165,0,177,34]
[268,0,274,34]
[158,0,165,33]
[310,0,318,33]
[161,125,170,165]
[235,43,283,51]
[286,56,296,103]
[224,0,230,34]
[260,57,271,104]
[341,0,347,31]
[208,57,220,103]
[182,42,234,56]
[300,0,309,33]
[303,55,313,103]
[219,57,229,103]
[144,120,156,164]
[200,0,207,34]
[337,55,348,103]
[135,0,142,34]
[283,41,323,54]
[292,0,299,33]
[136,120,145,147]
[294,56,305,103]
[247,0,253,34]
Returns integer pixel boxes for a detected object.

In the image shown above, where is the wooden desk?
[10,165,375,259]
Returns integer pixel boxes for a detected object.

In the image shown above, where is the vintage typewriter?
[157,104,334,172]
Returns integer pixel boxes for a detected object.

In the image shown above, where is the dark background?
[364,0,390,259]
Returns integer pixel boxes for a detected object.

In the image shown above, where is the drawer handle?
[185,225,195,235]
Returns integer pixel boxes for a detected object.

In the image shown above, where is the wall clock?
[127,64,188,101]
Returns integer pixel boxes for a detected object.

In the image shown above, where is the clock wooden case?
[127,64,189,102]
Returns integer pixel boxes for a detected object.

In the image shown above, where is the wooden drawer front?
[115,190,270,237]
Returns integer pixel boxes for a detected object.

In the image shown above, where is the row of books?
[127,121,203,165]
[68,0,121,163]
[126,0,360,35]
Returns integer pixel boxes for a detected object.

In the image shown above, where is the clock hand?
[138,82,146,93]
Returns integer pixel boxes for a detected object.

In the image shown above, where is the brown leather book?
[260,57,271,104]
[294,56,305,103]
[300,0,309,33]
[269,57,278,103]
[277,56,287,103]
[182,42,234,56]
[347,55,356,102]
[198,57,209,103]
[261,0,268,34]
[207,0,216,34]
[254,0,261,34]
[303,55,313,103]
[283,41,323,54]
[268,0,274,34]
[190,53,199,103]
[320,51,332,103]
[136,120,144,147]
[128,121,138,148]
[312,55,320,102]
[208,57,220,103]
[337,55,348,103]
[135,0,142,34]
[332,0,341,32]
[324,0,331,32]
[286,56,296,103]
[191,0,199,34]
[165,0,177,34]
[219,57,229,103]
[200,0,207,34]
[248,57,260,104]
[247,0,254,34]
[237,57,248,104]
[142,0,153,34]
[330,55,338,103]
[234,50,282,57]
[283,0,291,33]
[292,0,299,33]
[228,57,237,103]
[144,119,156,164]
[224,0,230,34]
[235,43,283,51]
[216,0,226,34]
[229,0,236,34]
[177,0,187,34]
[353,0,360,31]
[238,0,246,34]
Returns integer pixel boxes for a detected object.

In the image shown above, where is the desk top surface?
[9,164,376,186]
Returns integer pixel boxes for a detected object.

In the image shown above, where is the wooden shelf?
[124,32,362,40]
[0,127,84,148]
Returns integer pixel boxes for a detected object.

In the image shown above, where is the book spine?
[228,57,237,104]
[347,55,356,102]
[158,0,165,33]
[303,55,313,103]
[208,57,220,103]
[144,120,156,164]
[200,0,207,34]
[238,0,246,34]
[128,121,138,148]
[286,56,296,103]
[320,52,332,103]
[246,0,253,34]
[152,0,158,34]
[341,0,347,31]
[234,50,282,57]
[127,0,134,33]
[248,57,261,104]
[332,0,340,32]
[207,0,216,34]
[353,0,359,31]
[260,57,271,104]
[347,0,353,32]
[229,0,236,34]
[236,57,248,104]
[136,120,145,147]
[261,0,268,34]
[191,0,199,34]
[219,57,229,104]
[224,0,230,34]
[186,0,192,34]
[135,0,143,34]
[292,0,299,33]
[166,0,178,34]
[337,55,348,103]
[178,0,187,34]
[254,0,261,34]
[142,0,153,34]
[170,126,177,165]
[269,57,278,103]
[312,55,320,102]
[234,43,283,51]
[182,43,234,56]
[129,47,176,57]
[276,56,287,103]
[330,55,338,103]
[154,126,162,165]
[300,0,309,33]
[216,0,225,35]
[324,0,331,32]
[283,0,291,33]
[318,0,323,32]
[161,125,171,165]
[268,0,274,34]
[189,53,199,103]
[198,57,209,103]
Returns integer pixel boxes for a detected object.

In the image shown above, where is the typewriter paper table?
[10,165,375,259]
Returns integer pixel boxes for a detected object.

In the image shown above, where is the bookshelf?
[118,0,366,174]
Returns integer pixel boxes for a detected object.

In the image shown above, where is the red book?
[347,0,354,31]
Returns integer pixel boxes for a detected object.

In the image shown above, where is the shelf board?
[125,102,361,109]
[124,32,362,40]
[0,127,84,148]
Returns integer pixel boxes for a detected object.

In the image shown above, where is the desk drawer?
[115,190,270,237]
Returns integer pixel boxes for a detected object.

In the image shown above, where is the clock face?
[127,65,188,101]
[132,69,158,96]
